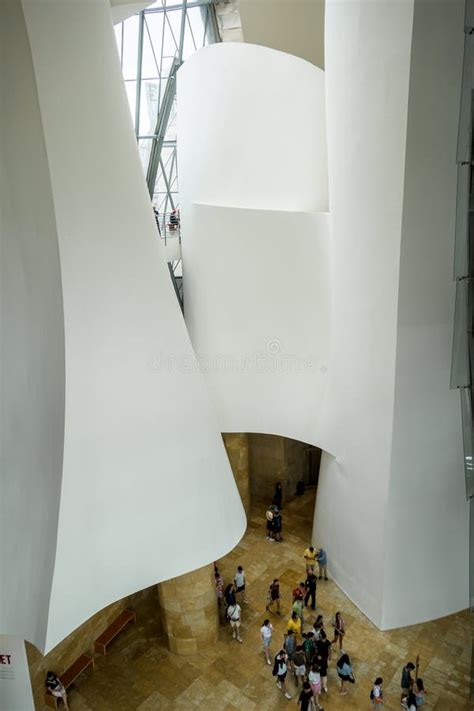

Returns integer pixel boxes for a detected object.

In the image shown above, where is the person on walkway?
[260,619,273,665]
[266,578,282,615]
[413,677,426,706]
[292,644,306,688]
[215,571,226,623]
[284,629,297,662]
[293,581,306,602]
[224,583,236,607]
[336,653,355,695]
[404,691,417,711]
[273,482,283,509]
[234,565,248,604]
[370,677,384,707]
[292,595,304,628]
[304,546,317,572]
[313,615,324,641]
[316,548,328,580]
[303,631,316,667]
[298,680,316,711]
[273,508,283,541]
[400,660,417,701]
[315,630,331,693]
[304,569,317,610]
[45,672,69,710]
[287,611,302,637]
[331,611,345,651]
[272,649,292,700]
[226,600,242,642]
[308,663,324,710]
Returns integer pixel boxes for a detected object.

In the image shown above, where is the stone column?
[222,432,251,517]
[158,564,218,655]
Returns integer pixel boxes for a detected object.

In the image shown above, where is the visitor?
[297,680,316,711]
[273,481,283,509]
[400,660,417,701]
[292,644,306,687]
[292,595,304,628]
[266,578,282,615]
[273,508,283,541]
[226,600,242,642]
[313,615,324,640]
[234,565,248,604]
[260,619,273,665]
[272,649,292,700]
[304,569,317,610]
[287,611,302,637]
[316,548,328,580]
[266,506,276,541]
[308,663,323,709]
[331,611,345,651]
[293,581,306,602]
[336,652,355,695]
[224,583,236,607]
[370,676,384,707]
[404,691,417,711]
[413,677,426,706]
[214,571,225,623]
[303,631,316,666]
[304,545,317,572]
[45,671,69,710]
[284,629,297,661]
[315,630,331,693]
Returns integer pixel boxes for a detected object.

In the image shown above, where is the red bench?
[94,608,136,655]
[45,654,94,708]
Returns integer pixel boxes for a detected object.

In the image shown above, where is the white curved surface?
[179,29,469,629]
[178,43,328,213]
[1,0,245,653]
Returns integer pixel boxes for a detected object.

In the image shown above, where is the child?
[370,677,384,707]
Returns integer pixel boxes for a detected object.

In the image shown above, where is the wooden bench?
[45,654,94,709]
[94,608,136,655]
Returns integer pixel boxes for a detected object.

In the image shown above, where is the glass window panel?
[114,23,123,64]
[451,278,470,388]
[139,80,160,136]
[122,15,139,80]
[139,138,153,175]
[142,19,160,77]
[124,80,137,123]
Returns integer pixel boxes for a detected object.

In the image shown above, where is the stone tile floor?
[68,491,471,710]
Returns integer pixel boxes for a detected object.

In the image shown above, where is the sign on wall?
[0,636,34,711]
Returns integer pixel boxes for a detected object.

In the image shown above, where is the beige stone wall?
[158,564,218,655]
[222,432,251,516]
[26,585,160,710]
[248,433,307,503]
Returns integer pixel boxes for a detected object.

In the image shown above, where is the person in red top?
[293,582,306,602]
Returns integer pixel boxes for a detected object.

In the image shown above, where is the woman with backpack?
[336,652,355,695]
[272,649,292,700]
[370,677,384,707]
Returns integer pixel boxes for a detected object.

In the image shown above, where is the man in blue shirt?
[316,548,328,580]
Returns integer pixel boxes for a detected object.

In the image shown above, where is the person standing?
[316,548,328,580]
[291,645,307,688]
[273,509,283,541]
[234,565,248,604]
[215,571,226,623]
[400,659,418,701]
[266,578,282,615]
[45,672,69,710]
[308,663,324,710]
[315,630,331,694]
[304,546,317,572]
[272,649,292,700]
[336,653,355,695]
[298,680,316,711]
[224,583,236,607]
[293,596,304,627]
[284,629,297,662]
[331,611,345,652]
[413,677,426,706]
[304,569,317,610]
[313,615,324,641]
[287,611,302,638]
[260,619,273,665]
[303,631,316,667]
[226,600,242,642]
[370,677,384,707]
[293,581,306,602]
[273,482,283,509]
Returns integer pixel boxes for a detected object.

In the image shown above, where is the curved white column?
[1,0,245,653]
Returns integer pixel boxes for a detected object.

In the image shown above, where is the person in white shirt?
[226,602,242,642]
[234,565,248,604]
[260,619,273,665]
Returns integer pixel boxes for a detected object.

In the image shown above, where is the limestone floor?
[66,491,471,710]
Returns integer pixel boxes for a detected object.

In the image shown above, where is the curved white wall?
[179,20,469,630]
[178,43,328,213]
[1,0,246,653]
